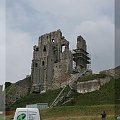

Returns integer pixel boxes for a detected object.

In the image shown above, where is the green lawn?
[6,105,116,120]
[41,105,116,120]
[6,78,120,120]
[65,79,115,106]
[7,78,119,110]
[0,115,5,120]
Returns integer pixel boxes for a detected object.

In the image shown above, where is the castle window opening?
[62,46,65,52]
[52,39,55,43]
[36,47,39,51]
[35,63,38,67]
[42,61,45,66]
[43,45,46,52]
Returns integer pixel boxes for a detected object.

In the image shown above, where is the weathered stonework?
[31,30,91,93]
[77,77,111,93]
[100,66,120,79]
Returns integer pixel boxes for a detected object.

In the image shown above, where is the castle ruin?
[31,30,90,93]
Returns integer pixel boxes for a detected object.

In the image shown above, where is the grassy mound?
[7,78,120,111]
[41,105,115,120]
[7,88,62,110]
[65,79,115,106]
[6,105,116,120]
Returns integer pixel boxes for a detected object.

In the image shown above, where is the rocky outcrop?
[6,76,31,107]
[100,66,120,79]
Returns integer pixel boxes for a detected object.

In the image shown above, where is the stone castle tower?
[31,30,90,93]
[73,36,90,72]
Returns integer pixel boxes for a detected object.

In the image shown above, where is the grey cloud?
[115,0,120,67]
[0,0,5,85]
[6,30,33,83]
[71,18,114,72]
[115,28,120,67]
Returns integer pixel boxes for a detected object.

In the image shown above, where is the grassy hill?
[7,78,120,110]
[77,73,107,82]
[5,77,120,120]
[65,78,115,106]
[40,105,115,120]
[6,105,116,120]
[7,88,62,110]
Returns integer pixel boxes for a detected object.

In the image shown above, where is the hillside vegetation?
[6,77,120,120]
[77,73,107,82]
[7,88,62,110]
[7,78,120,110]
[6,105,116,120]
[65,78,115,106]
[40,105,115,120]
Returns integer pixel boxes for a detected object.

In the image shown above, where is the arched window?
[52,39,55,43]
[42,61,45,66]
[62,46,65,52]
[35,63,38,67]
[43,45,46,52]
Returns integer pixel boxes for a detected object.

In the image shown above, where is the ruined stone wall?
[77,77,111,93]
[100,69,115,78]
[77,36,87,51]
[53,51,73,86]
[77,80,100,93]
[73,35,90,72]
[31,30,73,91]
[100,66,120,79]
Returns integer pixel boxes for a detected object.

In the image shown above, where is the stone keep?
[31,30,90,93]
[73,36,90,72]
[31,30,73,92]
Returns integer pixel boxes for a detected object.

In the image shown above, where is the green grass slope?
[41,105,115,120]
[8,78,120,110]
[6,78,120,120]
[8,88,62,110]
[6,105,116,120]
[65,79,115,106]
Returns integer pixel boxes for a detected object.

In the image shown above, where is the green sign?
[17,113,26,120]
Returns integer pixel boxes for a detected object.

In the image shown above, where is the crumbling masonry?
[31,30,90,93]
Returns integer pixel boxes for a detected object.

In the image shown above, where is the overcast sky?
[115,0,120,67]
[0,0,117,84]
